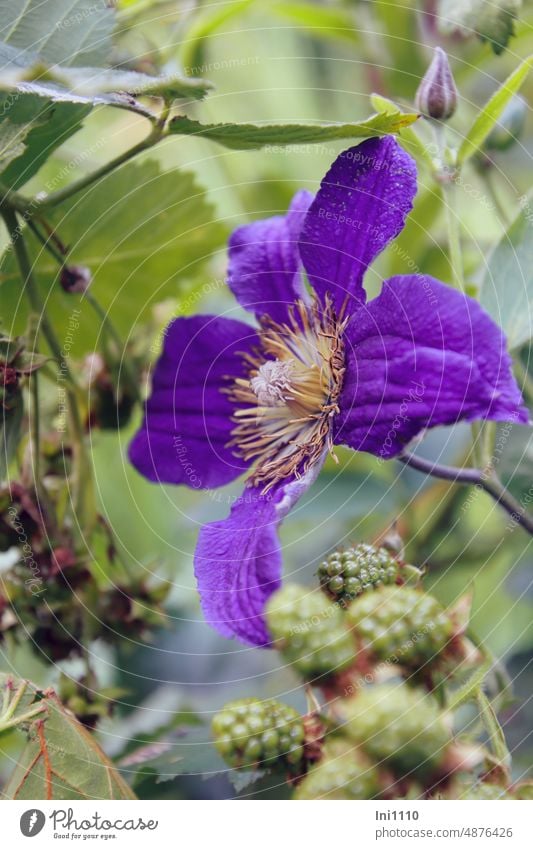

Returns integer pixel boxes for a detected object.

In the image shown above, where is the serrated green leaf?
[0,42,211,120]
[0,0,115,68]
[271,1,359,44]
[0,96,90,189]
[3,688,136,799]
[168,111,419,150]
[20,65,211,103]
[480,204,533,350]
[0,44,92,189]
[370,93,432,168]
[0,159,227,353]
[457,55,533,165]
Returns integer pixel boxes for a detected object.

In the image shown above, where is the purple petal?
[299,137,417,315]
[129,315,258,488]
[194,463,323,646]
[227,190,313,324]
[335,275,528,458]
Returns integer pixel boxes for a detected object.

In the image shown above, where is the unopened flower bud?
[60,265,92,293]
[415,47,458,121]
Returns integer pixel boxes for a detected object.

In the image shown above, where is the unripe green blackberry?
[266,584,355,680]
[294,739,381,800]
[341,683,451,779]
[347,585,453,670]
[212,697,305,770]
[318,543,401,605]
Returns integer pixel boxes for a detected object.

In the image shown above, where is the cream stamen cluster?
[228,298,346,491]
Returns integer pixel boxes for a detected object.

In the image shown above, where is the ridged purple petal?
[129,315,258,488]
[335,275,528,457]
[227,190,313,324]
[299,137,417,315]
[194,462,323,646]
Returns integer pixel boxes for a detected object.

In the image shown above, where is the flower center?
[227,298,346,491]
[250,359,295,407]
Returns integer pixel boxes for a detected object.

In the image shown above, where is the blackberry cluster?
[341,683,451,780]
[214,539,514,800]
[318,543,401,605]
[212,697,305,771]
[347,585,454,670]
[265,584,354,679]
[294,739,381,800]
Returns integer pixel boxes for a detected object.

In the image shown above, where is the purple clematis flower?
[129,136,527,647]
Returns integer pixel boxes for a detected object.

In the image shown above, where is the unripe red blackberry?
[212,697,305,770]
[266,584,355,680]
[341,683,451,779]
[293,739,381,800]
[318,543,401,605]
[347,585,453,670]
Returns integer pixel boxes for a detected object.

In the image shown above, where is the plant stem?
[432,123,464,291]
[1,103,170,216]
[1,208,76,388]
[30,372,41,489]
[38,119,170,210]
[84,291,142,404]
[476,690,511,772]
[442,176,465,291]
[26,218,67,267]
[1,206,93,531]
[25,217,141,403]
[446,658,494,712]
[399,450,533,535]
[0,703,47,734]
[484,166,511,226]
[0,182,33,215]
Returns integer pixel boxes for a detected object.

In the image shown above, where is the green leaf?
[480,203,533,350]
[0,0,115,68]
[0,119,27,168]
[0,42,212,118]
[476,690,511,768]
[0,95,90,189]
[457,54,533,165]
[168,111,419,150]
[437,0,522,55]
[0,160,227,353]
[370,93,433,168]
[270,1,360,44]
[0,674,46,734]
[3,687,136,799]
